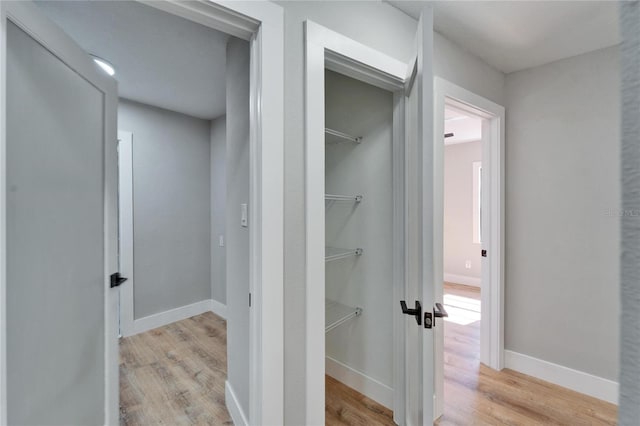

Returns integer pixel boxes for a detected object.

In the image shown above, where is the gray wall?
[274,2,506,423]
[211,116,227,304]
[504,46,620,381]
[325,70,394,389]
[225,38,251,414]
[118,99,212,319]
[444,141,482,281]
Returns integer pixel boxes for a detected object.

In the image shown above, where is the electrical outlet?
[219,235,225,247]
[465,260,472,269]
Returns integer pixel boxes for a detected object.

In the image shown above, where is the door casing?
[304,20,410,426]
[433,77,506,419]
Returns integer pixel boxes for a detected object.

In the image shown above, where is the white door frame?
[0,1,284,424]
[304,21,409,425]
[117,131,134,338]
[433,77,505,417]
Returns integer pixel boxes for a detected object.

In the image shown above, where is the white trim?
[434,77,505,419]
[210,299,228,320]
[117,131,135,338]
[325,356,394,410]
[504,350,619,405]
[443,273,481,288]
[130,299,213,336]
[226,380,249,426]
[305,21,408,425]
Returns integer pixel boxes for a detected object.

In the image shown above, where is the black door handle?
[400,300,422,326]
[434,302,448,318]
[110,272,128,288]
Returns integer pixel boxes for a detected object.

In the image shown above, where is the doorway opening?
[34,1,249,423]
[434,78,505,420]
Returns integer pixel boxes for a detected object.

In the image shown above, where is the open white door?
[402,6,437,425]
[0,1,119,424]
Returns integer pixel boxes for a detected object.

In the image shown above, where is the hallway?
[119,312,232,425]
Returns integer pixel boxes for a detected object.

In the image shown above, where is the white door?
[402,6,437,425]
[1,1,119,424]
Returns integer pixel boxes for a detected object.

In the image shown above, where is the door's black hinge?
[249,292,252,307]
[110,272,128,288]
[481,249,487,257]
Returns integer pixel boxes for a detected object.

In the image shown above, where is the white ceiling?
[385,1,620,74]
[444,106,482,145]
[35,1,229,120]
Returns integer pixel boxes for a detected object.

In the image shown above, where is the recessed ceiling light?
[90,55,115,77]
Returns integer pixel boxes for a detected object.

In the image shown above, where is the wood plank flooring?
[325,283,617,426]
[119,312,232,425]
[120,290,617,426]
[437,282,617,425]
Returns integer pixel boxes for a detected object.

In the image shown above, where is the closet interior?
[324,69,395,411]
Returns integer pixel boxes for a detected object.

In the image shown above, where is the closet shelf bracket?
[326,299,363,332]
[325,194,363,203]
[325,247,363,262]
[325,128,362,144]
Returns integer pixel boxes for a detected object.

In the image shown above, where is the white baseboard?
[225,381,249,426]
[210,298,228,319]
[133,299,214,335]
[504,350,618,405]
[325,356,393,409]
[443,273,481,287]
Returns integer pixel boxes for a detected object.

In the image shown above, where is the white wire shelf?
[325,127,362,144]
[325,193,363,203]
[325,246,363,262]
[326,299,362,332]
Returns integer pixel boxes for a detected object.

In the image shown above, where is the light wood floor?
[120,290,617,426]
[439,282,617,425]
[119,312,232,425]
[325,282,618,426]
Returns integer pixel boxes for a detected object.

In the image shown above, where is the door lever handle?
[110,272,128,288]
[400,300,422,326]
[434,302,448,318]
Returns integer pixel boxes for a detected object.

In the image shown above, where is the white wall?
[225,37,251,416]
[504,45,620,382]
[325,70,394,392]
[118,99,212,319]
[444,141,482,283]
[274,1,506,422]
[210,116,226,305]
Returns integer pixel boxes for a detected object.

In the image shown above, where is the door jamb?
[117,131,134,338]
[433,77,505,418]
[304,20,408,425]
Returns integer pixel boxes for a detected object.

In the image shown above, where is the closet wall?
[324,70,395,400]
[118,99,212,319]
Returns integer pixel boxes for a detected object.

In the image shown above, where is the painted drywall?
[6,20,105,425]
[433,32,505,105]
[211,116,227,304]
[444,141,482,282]
[619,1,640,420]
[505,46,620,381]
[118,99,212,319]
[274,1,506,422]
[325,70,394,390]
[225,37,251,416]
